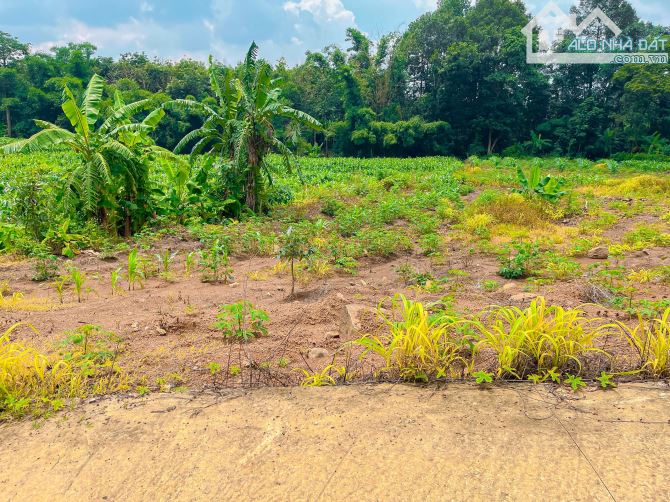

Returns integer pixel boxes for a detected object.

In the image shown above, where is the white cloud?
[29,17,213,62]
[283,0,355,24]
[32,18,148,52]
[203,19,215,34]
[140,1,153,13]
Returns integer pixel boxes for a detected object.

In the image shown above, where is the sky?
[0,0,668,66]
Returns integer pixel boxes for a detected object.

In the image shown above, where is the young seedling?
[278,224,316,297]
[127,249,144,290]
[473,370,494,385]
[200,240,233,283]
[184,251,197,277]
[110,268,123,296]
[207,362,222,388]
[155,249,178,277]
[214,301,269,342]
[596,371,616,389]
[565,374,586,392]
[68,267,86,303]
[53,276,67,304]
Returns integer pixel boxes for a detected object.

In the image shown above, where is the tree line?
[1,0,669,159]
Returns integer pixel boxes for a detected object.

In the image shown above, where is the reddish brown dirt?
[1,219,669,390]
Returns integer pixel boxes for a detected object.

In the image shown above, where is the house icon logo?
[522,1,624,64]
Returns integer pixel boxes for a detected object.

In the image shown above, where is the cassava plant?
[278,224,316,297]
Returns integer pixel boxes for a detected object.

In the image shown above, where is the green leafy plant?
[298,366,337,387]
[514,164,567,201]
[110,268,123,296]
[52,276,67,304]
[472,298,610,379]
[498,241,540,279]
[278,225,316,296]
[68,267,86,303]
[473,370,493,385]
[32,255,59,282]
[167,43,321,213]
[127,248,144,290]
[564,374,586,391]
[155,249,178,276]
[214,301,269,342]
[596,371,616,389]
[207,362,222,388]
[184,251,197,277]
[617,309,670,378]
[356,294,467,381]
[3,74,167,236]
[199,239,233,283]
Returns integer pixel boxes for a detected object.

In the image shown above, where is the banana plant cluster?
[2,75,168,236]
[166,42,322,213]
[514,164,567,202]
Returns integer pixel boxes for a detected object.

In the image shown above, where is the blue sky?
[0,0,667,65]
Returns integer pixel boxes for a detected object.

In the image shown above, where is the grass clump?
[467,191,553,229]
[623,225,670,249]
[356,295,469,381]
[594,175,670,198]
[618,309,670,378]
[472,297,610,379]
[1,323,129,420]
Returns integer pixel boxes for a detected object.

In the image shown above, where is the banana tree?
[168,42,322,213]
[514,164,567,202]
[2,74,165,235]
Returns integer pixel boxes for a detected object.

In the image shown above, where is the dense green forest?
[1,0,669,159]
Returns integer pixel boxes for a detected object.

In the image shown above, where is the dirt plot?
[1,224,669,390]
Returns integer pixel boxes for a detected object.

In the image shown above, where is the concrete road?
[1,383,669,501]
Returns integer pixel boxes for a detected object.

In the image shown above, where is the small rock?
[634,249,650,258]
[501,283,518,292]
[336,292,346,301]
[326,331,340,339]
[156,328,167,336]
[587,246,609,260]
[340,304,371,338]
[229,282,239,288]
[308,348,330,360]
[131,322,140,332]
[510,293,539,304]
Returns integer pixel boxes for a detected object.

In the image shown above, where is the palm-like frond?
[82,74,106,126]
[174,128,211,154]
[62,86,90,138]
[142,108,165,128]
[109,123,152,137]
[2,127,75,154]
[278,106,323,131]
[102,139,137,163]
[100,99,153,133]
[163,99,216,117]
